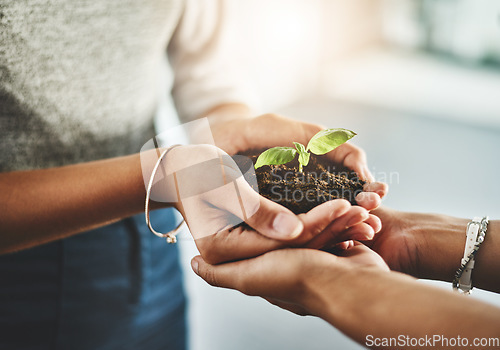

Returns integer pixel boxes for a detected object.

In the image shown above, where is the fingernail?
[355,192,366,201]
[364,169,375,182]
[273,213,303,239]
[352,229,374,241]
[191,258,199,275]
[346,214,366,228]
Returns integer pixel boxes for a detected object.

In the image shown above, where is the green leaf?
[254,147,297,169]
[293,142,310,167]
[306,128,356,155]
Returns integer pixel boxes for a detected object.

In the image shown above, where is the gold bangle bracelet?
[144,144,185,244]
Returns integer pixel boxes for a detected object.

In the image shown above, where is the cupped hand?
[154,144,381,264]
[210,113,389,212]
[365,206,421,275]
[197,196,381,264]
[191,242,389,317]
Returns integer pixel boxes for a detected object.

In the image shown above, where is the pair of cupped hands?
[161,114,405,318]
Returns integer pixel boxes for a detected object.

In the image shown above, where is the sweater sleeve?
[167,0,260,123]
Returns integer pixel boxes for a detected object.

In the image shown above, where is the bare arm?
[193,246,500,350]
[0,153,152,254]
[308,264,500,348]
[416,216,500,293]
[371,208,500,293]
[0,103,251,254]
[1,103,385,259]
[0,103,252,254]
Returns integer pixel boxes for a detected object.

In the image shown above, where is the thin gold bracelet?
[145,144,185,244]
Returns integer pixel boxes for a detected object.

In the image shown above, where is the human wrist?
[411,213,468,282]
[140,147,180,211]
[303,261,396,331]
[301,260,348,318]
[301,260,370,319]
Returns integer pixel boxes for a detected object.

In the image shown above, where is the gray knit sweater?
[0,0,255,172]
[0,0,187,171]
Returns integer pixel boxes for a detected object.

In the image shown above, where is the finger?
[294,199,351,244]
[326,143,373,181]
[341,223,375,241]
[192,255,246,290]
[363,182,389,198]
[331,240,353,251]
[207,175,304,241]
[355,191,381,211]
[337,241,373,257]
[192,253,290,297]
[356,165,374,183]
[305,206,370,249]
[324,224,376,252]
[245,194,304,240]
[359,165,375,183]
[365,214,382,233]
[337,242,390,270]
[345,240,355,249]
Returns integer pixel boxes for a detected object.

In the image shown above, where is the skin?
[0,103,388,262]
[369,207,500,293]
[192,208,500,349]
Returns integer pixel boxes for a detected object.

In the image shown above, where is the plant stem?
[299,163,303,173]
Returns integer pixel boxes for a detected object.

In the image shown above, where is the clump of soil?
[236,150,365,214]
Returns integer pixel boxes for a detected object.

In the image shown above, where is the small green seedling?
[254,128,356,172]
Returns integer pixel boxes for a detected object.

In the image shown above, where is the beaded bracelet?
[145,145,185,244]
[452,216,489,294]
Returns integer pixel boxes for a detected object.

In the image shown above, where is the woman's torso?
[0,0,183,171]
[0,2,188,349]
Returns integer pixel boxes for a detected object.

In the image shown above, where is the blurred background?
[175,1,500,349]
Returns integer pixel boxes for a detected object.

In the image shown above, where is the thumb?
[186,157,304,240]
[225,155,304,240]
[245,194,304,240]
[191,255,246,291]
[177,153,303,240]
[205,173,304,240]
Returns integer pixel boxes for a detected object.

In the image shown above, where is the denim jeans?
[0,208,187,350]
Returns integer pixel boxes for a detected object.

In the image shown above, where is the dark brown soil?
[235,150,365,214]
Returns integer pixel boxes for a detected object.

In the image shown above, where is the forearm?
[306,266,500,349]
[0,152,162,254]
[412,213,500,293]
